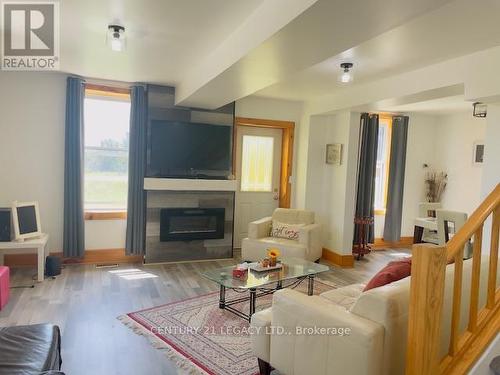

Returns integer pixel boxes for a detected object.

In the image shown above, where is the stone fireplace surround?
[144,178,236,264]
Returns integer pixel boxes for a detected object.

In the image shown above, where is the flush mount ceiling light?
[339,62,354,84]
[473,102,487,118]
[108,24,125,52]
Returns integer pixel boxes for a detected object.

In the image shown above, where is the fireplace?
[160,208,225,241]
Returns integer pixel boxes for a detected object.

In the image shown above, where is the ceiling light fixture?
[108,24,125,52]
[339,62,354,84]
[473,102,487,118]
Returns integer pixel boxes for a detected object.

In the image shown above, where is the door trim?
[234,117,294,208]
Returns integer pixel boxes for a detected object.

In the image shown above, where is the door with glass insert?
[234,126,282,247]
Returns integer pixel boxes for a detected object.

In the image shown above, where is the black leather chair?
[0,324,63,374]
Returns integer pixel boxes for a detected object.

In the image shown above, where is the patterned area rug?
[119,279,335,375]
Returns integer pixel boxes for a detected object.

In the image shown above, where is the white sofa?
[251,257,499,375]
[241,208,322,262]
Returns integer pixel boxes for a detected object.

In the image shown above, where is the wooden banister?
[488,207,499,309]
[468,226,482,332]
[448,252,463,356]
[406,183,500,375]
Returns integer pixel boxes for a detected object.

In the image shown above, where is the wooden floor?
[0,249,410,375]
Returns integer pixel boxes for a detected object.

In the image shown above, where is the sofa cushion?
[270,221,304,240]
[363,258,412,291]
[0,324,62,374]
[320,283,365,310]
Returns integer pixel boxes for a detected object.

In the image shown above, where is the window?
[84,90,131,212]
[374,116,392,214]
[240,135,274,192]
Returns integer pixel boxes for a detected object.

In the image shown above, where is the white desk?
[0,234,49,282]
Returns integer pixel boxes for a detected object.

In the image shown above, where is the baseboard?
[372,237,413,249]
[4,248,143,267]
[321,248,354,268]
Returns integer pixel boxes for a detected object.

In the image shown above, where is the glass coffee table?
[201,258,329,321]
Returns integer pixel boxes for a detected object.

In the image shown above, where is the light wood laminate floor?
[0,249,410,375]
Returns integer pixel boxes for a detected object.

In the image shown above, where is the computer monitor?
[12,201,42,241]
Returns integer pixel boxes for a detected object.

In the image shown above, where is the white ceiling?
[381,95,471,115]
[60,0,265,85]
[255,0,500,101]
[53,0,500,109]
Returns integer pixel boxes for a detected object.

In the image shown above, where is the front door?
[234,126,282,247]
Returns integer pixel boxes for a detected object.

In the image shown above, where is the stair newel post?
[406,243,448,375]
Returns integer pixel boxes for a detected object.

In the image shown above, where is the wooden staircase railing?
[406,183,500,375]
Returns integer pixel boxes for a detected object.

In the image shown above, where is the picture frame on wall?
[326,143,342,165]
[473,141,485,165]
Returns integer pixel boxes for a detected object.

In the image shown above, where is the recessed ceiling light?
[339,62,354,84]
[108,24,125,52]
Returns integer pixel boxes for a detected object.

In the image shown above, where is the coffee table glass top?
[201,257,329,289]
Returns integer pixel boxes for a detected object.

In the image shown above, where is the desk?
[0,234,49,282]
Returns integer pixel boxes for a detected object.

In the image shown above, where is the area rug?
[118,279,335,375]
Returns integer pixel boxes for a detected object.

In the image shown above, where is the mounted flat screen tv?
[147,120,232,179]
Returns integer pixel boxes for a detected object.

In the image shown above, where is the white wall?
[85,220,126,250]
[0,72,66,252]
[434,112,487,215]
[304,112,360,255]
[0,71,127,252]
[481,104,500,199]
[235,96,304,207]
[480,104,500,255]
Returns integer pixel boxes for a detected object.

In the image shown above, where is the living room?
[0,1,499,375]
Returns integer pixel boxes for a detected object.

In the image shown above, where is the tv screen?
[147,120,232,178]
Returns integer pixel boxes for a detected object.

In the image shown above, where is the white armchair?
[241,208,322,262]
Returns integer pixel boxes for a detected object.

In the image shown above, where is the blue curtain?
[125,85,147,255]
[383,116,409,242]
[353,113,379,244]
[63,77,85,258]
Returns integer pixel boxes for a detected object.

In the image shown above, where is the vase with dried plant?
[424,168,448,203]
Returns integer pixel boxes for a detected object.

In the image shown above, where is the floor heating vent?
[95,263,119,269]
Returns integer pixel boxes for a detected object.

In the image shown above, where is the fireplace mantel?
[144,178,237,192]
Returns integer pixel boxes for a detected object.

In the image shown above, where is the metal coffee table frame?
[218,274,316,322]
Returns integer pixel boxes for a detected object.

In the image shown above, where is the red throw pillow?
[363,258,412,292]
